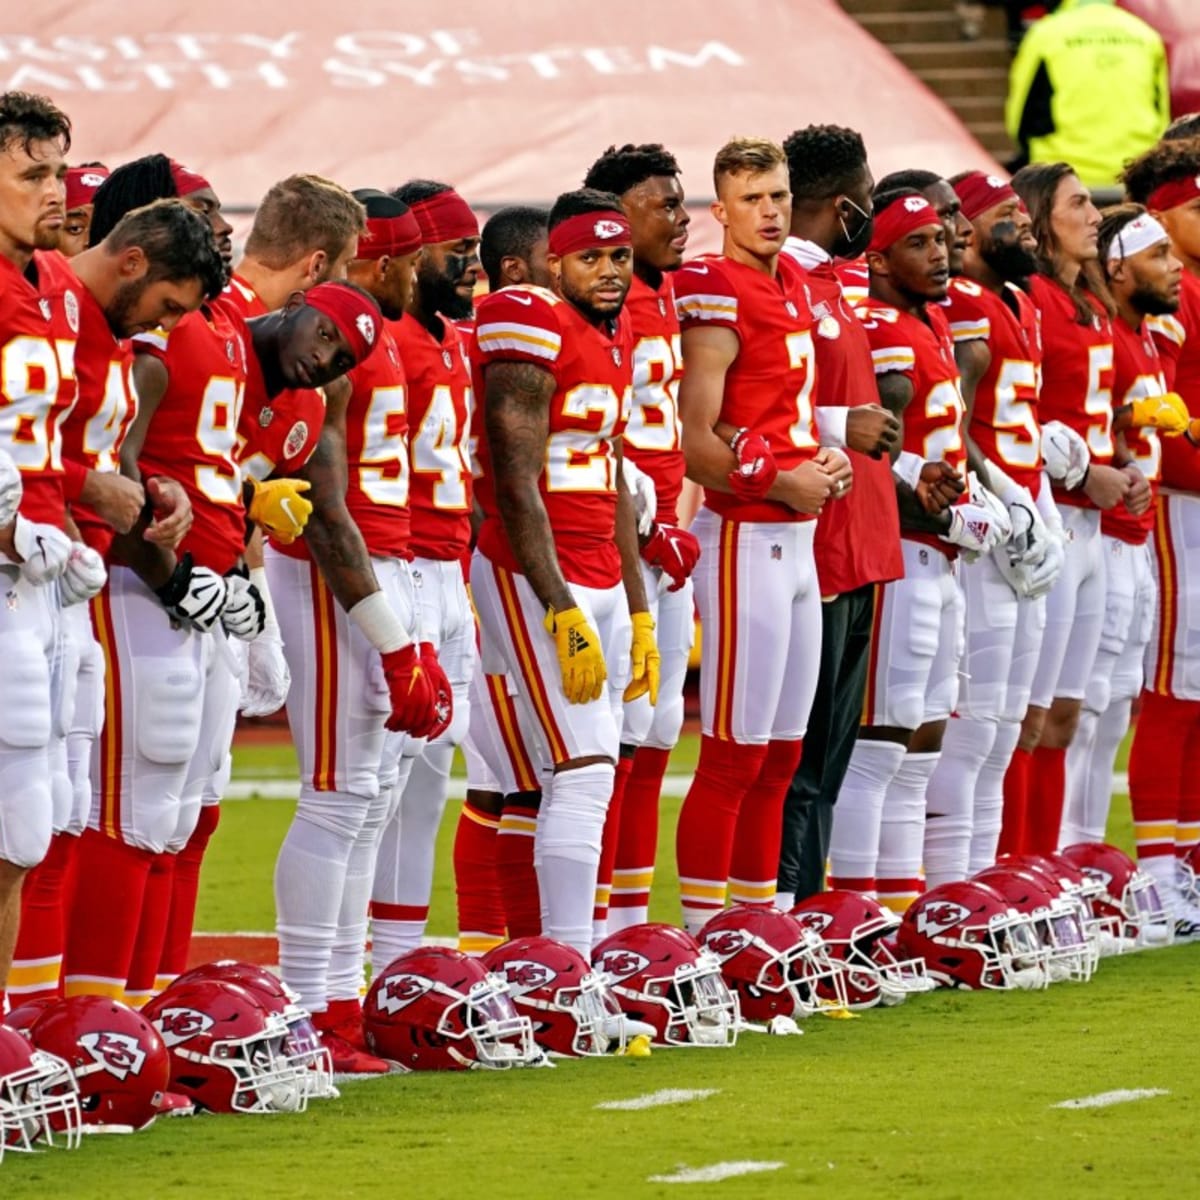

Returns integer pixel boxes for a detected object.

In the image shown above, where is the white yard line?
[648,1162,786,1184]
[1052,1088,1169,1110]
[596,1088,720,1111]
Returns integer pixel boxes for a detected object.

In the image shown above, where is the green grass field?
[7,730,1197,1200]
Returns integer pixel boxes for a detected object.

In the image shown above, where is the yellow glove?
[1130,391,1190,436]
[623,611,661,706]
[544,605,607,704]
[248,477,313,543]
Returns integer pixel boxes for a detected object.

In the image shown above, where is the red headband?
[1146,173,1200,213]
[305,282,381,365]
[357,212,423,260]
[409,190,478,244]
[953,171,1017,221]
[169,159,212,197]
[868,194,941,253]
[65,165,109,209]
[548,211,632,257]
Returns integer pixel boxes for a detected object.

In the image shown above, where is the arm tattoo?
[484,360,574,612]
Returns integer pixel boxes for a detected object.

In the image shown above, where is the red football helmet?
[994,854,1100,979]
[698,905,844,1020]
[1060,842,1171,951]
[791,890,933,1009]
[897,881,1047,990]
[364,947,538,1071]
[483,937,623,1056]
[0,1024,81,1155]
[592,923,739,1046]
[2,997,56,1040]
[167,962,333,1099]
[144,979,311,1113]
[30,996,169,1133]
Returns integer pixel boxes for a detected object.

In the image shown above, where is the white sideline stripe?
[648,1162,785,1184]
[226,771,1130,802]
[1052,1088,1169,1110]
[596,1088,720,1111]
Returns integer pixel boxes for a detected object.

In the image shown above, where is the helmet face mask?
[1062,842,1173,952]
[452,978,539,1068]
[650,956,739,1046]
[0,1029,81,1154]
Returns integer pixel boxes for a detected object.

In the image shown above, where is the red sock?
[730,739,804,906]
[62,829,155,1000]
[1178,702,1200,860]
[593,755,634,927]
[1025,744,1067,854]
[676,735,769,930]
[611,746,671,924]
[998,746,1031,856]
[10,833,77,1002]
[496,793,542,938]
[125,854,176,1007]
[158,805,221,984]
[454,797,505,955]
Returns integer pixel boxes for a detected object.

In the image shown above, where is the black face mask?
[833,196,874,259]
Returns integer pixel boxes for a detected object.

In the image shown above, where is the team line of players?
[4,89,1200,1074]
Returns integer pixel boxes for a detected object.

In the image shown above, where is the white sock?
[877,751,939,912]
[1075,699,1130,844]
[535,762,614,956]
[274,787,372,1014]
[1138,853,1183,917]
[828,739,907,890]
[327,788,392,1001]
[969,720,1021,872]
[924,718,998,888]
[1060,707,1099,848]
[774,891,795,912]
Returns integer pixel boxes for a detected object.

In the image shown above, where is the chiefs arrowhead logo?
[794,910,834,934]
[702,929,752,960]
[78,1031,147,1080]
[593,219,625,239]
[497,960,554,995]
[903,196,930,214]
[153,1007,215,1048]
[1079,866,1112,889]
[375,973,433,1015]
[594,949,650,982]
[914,901,972,938]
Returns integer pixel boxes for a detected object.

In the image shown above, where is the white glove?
[1004,486,1049,569]
[0,448,21,527]
[1021,529,1065,598]
[58,543,107,606]
[621,456,658,538]
[1040,421,1090,491]
[154,553,227,632]
[13,516,72,585]
[241,631,291,716]
[940,477,1012,562]
[221,568,267,642]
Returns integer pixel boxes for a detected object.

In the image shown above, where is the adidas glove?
[623,611,661,705]
[544,604,607,704]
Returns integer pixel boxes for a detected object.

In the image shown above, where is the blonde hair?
[245,174,366,269]
[712,137,787,194]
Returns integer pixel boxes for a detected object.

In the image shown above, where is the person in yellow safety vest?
[1005,0,1170,189]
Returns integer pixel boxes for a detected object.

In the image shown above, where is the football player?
[370,181,479,969]
[672,137,845,933]
[1121,136,1200,917]
[58,162,107,257]
[470,187,659,955]
[582,143,694,935]
[827,188,1010,912]
[775,124,903,908]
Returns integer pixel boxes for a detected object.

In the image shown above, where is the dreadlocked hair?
[88,154,177,246]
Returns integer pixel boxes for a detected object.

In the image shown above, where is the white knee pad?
[537,763,614,865]
[133,655,205,767]
[295,786,376,844]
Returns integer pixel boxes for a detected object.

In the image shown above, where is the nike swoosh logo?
[279,498,297,528]
[689,265,709,275]
[508,294,533,306]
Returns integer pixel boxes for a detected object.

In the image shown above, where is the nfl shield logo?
[770,544,782,561]
[785,301,798,318]
[658,298,666,317]
[611,347,622,367]
[226,340,236,363]
[442,350,453,370]
[258,407,274,428]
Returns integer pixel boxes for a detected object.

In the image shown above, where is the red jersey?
[859,299,966,559]
[133,306,248,573]
[835,258,870,309]
[220,275,325,481]
[471,285,632,589]
[945,277,1044,496]
[784,242,902,595]
[1102,316,1166,546]
[1028,274,1115,510]
[622,274,685,526]
[273,323,412,563]
[2,253,65,527]
[394,313,472,561]
[1149,269,1200,493]
[674,254,818,523]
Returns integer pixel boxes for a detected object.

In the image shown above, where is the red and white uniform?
[1145,270,1200,699]
[469,284,633,767]
[1027,275,1115,708]
[0,254,60,872]
[857,300,966,731]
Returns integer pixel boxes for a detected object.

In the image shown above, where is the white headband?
[1109,214,1168,261]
